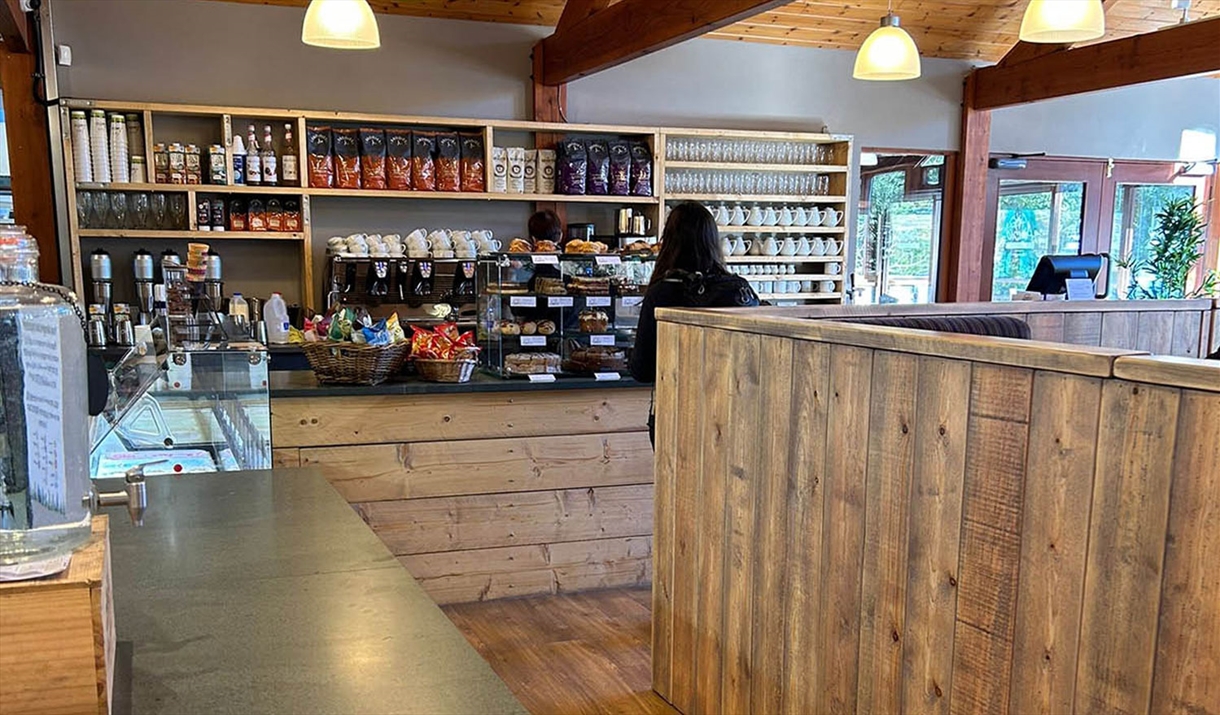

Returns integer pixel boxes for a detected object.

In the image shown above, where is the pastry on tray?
[505,352,562,375]
[508,238,534,254]
[534,240,561,253]
[537,319,557,335]
[521,320,538,335]
[564,239,609,254]
[564,346,627,374]
[569,276,612,295]
[578,309,610,333]
[535,276,567,295]
[621,240,653,254]
[494,320,521,336]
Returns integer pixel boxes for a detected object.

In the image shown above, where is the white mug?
[820,280,837,293]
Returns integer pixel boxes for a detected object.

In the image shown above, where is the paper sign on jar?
[510,296,537,308]
[590,334,616,346]
[520,335,547,347]
[547,296,574,308]
[586,296,612,307]
[527,374,556,383]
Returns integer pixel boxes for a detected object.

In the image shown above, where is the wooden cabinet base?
[0,516,113,715]
[272,388,656,605]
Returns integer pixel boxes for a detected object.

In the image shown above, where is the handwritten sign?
[590,334,616,346]
[527,374,557,383]
[621,296,644,307]
[594,255,621,265]
[509,296,537,308]
[520,335,547,347]
[533,254,560,266]
[594,372,622,381]
[547,296,574,308]
[19,313,68,515]
[586,296,612,307]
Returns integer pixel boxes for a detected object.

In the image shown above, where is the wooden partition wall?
[651,308,1219,715]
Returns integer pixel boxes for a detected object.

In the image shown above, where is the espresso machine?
[89,248,114,318]
[133,249,156,325]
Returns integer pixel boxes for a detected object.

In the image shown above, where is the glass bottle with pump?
[245,125,261,186]
[0,226,93,566]
[261,125,278,186]
[281,123,298,185]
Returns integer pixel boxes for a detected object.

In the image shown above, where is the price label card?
[594,372,622,381]
[620,296,644,307]
[547,296,574,308]
[533,254,560,265]
[519,335,547,347]
[590,334,616,346]
[510,296,537,308]
[527,373,557,383]
[595,255,622,265]
[586,296,612,307]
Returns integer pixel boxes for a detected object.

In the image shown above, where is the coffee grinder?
[89,248,114,319]
[203,249,224,309]
[132,249,156,325]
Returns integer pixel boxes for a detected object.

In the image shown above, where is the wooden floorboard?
[444,588,679,715]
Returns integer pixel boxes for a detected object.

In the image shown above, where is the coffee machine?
[89,248,113,318]
[132,249,156,325]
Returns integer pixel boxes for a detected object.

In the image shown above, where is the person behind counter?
[529,209,564,246]
[629,201,759,446]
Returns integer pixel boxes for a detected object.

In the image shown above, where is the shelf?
[310,187,660,204]
[666,161,849,173]
[717,225,845,234]
[75,182,305,195]
[725,255,844,263]
[78,229,305,240]
[758,292,843,300]
[740,274,844,281]
[666,194,847,204]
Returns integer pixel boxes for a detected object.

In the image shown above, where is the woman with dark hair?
[629,201,759,446]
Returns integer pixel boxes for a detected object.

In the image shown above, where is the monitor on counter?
[1025,254,1106,300]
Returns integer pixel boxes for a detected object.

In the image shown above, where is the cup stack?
[90,110,112,183]
[109,113,130,183]
[70,110,93,182]
[186,242,209,283]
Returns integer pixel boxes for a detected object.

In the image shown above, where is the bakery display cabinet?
[89,345,272,478]
[477,252,655,379]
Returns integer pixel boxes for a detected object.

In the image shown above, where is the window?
[1107,183,1198,298]
[853,153,945,305]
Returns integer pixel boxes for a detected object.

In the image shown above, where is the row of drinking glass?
[665,170,832,196]
[78,191,189,231]
[667,137,836,165]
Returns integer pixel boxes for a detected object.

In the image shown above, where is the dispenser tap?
[84,460,161,526]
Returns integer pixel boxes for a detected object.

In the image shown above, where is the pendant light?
[1019,0,1105,43]
[853,0,921,81]
[302,0,381,50]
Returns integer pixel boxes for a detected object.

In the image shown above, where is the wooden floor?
[443,587,679,715]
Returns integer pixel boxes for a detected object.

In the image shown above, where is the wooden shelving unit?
[62,98,854,307]
[717,225,845,234]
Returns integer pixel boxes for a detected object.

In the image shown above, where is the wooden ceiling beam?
[971,15,1220,110]
[555,0,612,34]
[537,0,791,85]
[0,0,31,54]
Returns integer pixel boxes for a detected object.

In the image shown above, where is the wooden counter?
[650,306,1219,715]
[270,375,654,604]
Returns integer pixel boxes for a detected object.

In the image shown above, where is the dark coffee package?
[306,125,334,188]
[412,132,437,191]
[586,140,610,195]
[608,141,631,196]
[460,133,485,192]
[630,142,653,197]
[386,129,413,190]
[333,127,361,189]
[359,128,387,190]
[436,133,461,192]
[557,139,587,195]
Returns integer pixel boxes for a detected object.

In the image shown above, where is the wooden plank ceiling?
[219,0,1220,61]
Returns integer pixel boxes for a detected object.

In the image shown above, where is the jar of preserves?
[0,226,92,567]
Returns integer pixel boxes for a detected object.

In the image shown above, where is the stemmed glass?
[77,191,92,229]
[110,192,128,229]
[151,192,168,230]
[169,193,187,230]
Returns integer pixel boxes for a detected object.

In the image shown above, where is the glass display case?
[478,253,654,379]
[89,344,271,479]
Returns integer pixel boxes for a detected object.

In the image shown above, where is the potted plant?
[1119,197,1217,299]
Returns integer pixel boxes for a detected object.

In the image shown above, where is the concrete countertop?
[270,368,645,398]
[107,468,527,715]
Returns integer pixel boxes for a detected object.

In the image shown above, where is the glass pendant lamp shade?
[1019,0,1105,43]
[853,15,922,81]
[302,0,381,50]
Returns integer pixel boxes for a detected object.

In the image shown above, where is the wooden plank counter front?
[651,306,1220,715]
[270,379,654,604]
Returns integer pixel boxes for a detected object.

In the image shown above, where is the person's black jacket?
[629,270,760,384]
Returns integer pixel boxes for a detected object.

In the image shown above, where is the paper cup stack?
[186,242,209,282]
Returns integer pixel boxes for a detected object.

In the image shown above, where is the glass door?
[854,153,946,304]
[991,180,1085,300]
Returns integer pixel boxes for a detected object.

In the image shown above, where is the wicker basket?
[301,341,411,386]
[415,359,478,383]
